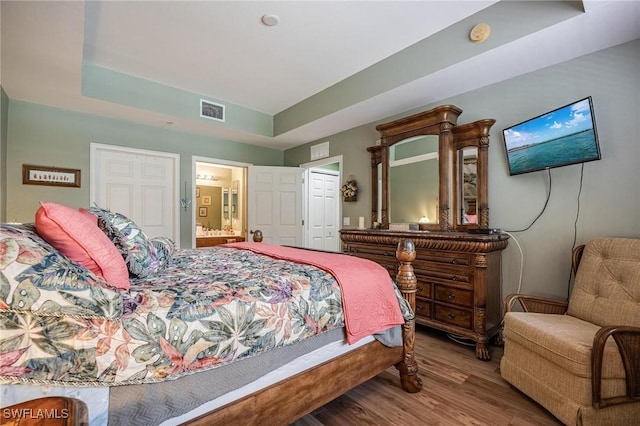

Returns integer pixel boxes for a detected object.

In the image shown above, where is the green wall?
[0,87,7,222]
[285,39,640,300]
[5,101,283,247]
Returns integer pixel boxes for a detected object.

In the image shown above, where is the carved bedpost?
[394,239,423,392]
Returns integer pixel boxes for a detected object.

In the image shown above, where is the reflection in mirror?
[232,189,238,219]
[196,186,223,229]
[388,135,439,224]
[222,189,229,220]
[231,180,239,219]
[195,162,245,238]
[459,147,478,224]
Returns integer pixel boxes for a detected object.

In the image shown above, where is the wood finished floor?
[292,326,562,426]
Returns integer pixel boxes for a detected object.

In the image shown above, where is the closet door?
[91,143,180,241]
[307,169,339,252]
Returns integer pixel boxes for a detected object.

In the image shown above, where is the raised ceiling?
[2,1,639,150]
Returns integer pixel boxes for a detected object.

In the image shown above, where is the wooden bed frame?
[1,240,421,425]
[185,239,422,425]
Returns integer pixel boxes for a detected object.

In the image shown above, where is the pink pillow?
[35,202,130,290]
[79,208,98,225]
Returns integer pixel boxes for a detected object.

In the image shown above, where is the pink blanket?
[221,242,404,344]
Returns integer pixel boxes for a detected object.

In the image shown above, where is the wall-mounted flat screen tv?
[502,97,601,176]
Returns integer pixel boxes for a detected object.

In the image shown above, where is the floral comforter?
[0,224,409,387]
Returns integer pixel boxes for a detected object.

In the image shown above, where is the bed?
[0,203,421,425]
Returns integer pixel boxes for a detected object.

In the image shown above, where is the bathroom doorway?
[192,157,249,248]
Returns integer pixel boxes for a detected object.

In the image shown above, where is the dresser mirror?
[451,119,495,229]
[458,147,478,224]
[370,105,494,231]
[387,135,439,224]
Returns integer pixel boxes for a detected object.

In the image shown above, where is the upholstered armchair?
[500,237,640,425]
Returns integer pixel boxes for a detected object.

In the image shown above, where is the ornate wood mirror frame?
[369,105,494,231]
[452,119,495,230]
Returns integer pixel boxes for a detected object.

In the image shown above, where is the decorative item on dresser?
[343,104,508,360]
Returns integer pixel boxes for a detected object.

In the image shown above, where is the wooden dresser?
[341,229,508,360]
[196,235,245,248]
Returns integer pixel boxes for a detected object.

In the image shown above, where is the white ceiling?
[2,1,639,150]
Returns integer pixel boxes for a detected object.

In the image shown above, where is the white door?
[306,169,340,251]
[248,166,302,246]
[91,143,180,241]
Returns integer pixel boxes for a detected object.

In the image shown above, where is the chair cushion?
[503,312,626,379]
[568,237,640,327]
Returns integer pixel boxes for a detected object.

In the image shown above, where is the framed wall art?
[22,164,81,188]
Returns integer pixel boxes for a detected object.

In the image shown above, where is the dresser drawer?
[434,304,473,329]
[434,285,472,308]
[345,244,396,264]
[414,297,432,318]
[415,249,472,268]
[415,277,432,298]
[343,248,396,275]
[413,268,472,287]
[344,243,396,258]
[413,251,473,285]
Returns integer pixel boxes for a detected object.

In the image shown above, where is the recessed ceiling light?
[261,14,280,27]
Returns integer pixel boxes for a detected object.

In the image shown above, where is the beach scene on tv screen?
[503,98,599,175]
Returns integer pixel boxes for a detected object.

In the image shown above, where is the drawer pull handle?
[384,251,393,256]
[452,259,458,264]
[451,276,458,281]
[417,304,424,311]
[417,287,424,293]
[448,313,455,320]
[448,293,455,300]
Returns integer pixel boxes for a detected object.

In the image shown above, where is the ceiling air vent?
[200,99,225,122]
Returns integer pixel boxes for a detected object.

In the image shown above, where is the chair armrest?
[504,293,568,314]
[572,244,586,276]
[592,326,640,409]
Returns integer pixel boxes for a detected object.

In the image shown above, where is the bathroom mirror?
[196,186,223,230]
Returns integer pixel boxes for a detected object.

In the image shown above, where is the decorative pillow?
[35,202,130,290]
[88,206,164,278]
[151,236,175,270]
[0,223,123,319]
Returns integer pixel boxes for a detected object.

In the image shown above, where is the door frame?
[192,156,251,248]
[300,155,343,250]
[90,143,181,242]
